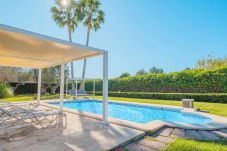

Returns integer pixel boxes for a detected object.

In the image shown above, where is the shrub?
[94,92,227,103]
[0,83,13,98]
[85,67,227,93]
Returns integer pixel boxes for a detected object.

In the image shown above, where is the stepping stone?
[125,143,157,151]
[153,127,174,137]
[155,136,175,144]
[136,138,167,150]
[185,130,204,140]
[212,131,227,140]
[198,131,220,141]
[171,128,185,138]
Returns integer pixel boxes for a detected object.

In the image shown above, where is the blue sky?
[0,0,227,78]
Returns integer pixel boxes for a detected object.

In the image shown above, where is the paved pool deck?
[0,105,144,151]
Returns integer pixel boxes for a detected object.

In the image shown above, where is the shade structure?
[0,24,109,124]
[0,24,105,68]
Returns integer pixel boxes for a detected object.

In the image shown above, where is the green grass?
[162,139,227,151]
[144,136,156,141]
[0,94,68,102]
[94,96,227,117]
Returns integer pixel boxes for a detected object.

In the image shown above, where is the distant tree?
[32,69,39,82]
[119,72,130,78]
[0,67,17,82]
[149,67,164,74]
[41,66,69,94]
[184,67,191,70]
[195,55,227,69]
[0,66,70,95]
[0,67,35,94]
[136,69,147,76]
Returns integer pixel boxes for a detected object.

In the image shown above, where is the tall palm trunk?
[80,21,91,90]
[68,23,75,91]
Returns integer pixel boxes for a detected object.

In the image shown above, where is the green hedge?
[85,67,227,93]
[94,92,227,103]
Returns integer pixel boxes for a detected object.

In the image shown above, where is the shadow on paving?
[0,107,143,151]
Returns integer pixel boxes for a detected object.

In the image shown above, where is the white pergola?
[0,24,109,123]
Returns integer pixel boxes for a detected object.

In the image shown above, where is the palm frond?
[78,0,104,31]
[51,0,82,32]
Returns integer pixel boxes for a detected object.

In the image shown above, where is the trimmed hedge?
[94,92,227,103]
[85,67,227,93]
[10,83,37,95]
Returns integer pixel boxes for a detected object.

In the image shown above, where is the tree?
[136,69,147,76]
[42,67,60,94]
[51,0,82,90]
[41,66,69,94]
[184,67,191,70]
[149,67,164,74]
[195,55,227,69]
[119,72,130,78]
[0,66,70,95]
[0,66,18,82]
[11,68,30,93]
[77,0,104,90]
[0,67,34,94]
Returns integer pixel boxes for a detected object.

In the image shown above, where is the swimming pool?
[50,100,211,124]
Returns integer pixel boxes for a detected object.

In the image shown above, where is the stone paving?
[124,127,227,151]
[0,106,144,151]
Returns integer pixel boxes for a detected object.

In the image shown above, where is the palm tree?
[77,0,104,90]
[51,0,81,90]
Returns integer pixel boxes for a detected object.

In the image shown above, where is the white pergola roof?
[0,24,106,69]
[0,24,109,123]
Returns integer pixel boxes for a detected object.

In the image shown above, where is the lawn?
[94,96,227,117]
[162,139,227,151]
[0,94,66,102]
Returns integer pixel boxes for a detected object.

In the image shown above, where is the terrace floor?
[0,105,144,151]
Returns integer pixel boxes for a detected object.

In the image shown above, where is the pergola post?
[93,80,96,96]
[102,52,108,124]
[65,78,68,98]
[37,68,42,105]
[75,80,78,96]
[60,63,65,111]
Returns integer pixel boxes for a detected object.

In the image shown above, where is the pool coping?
[41,99,227,132]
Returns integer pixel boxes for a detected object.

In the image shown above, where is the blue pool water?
[50,100,211,124]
